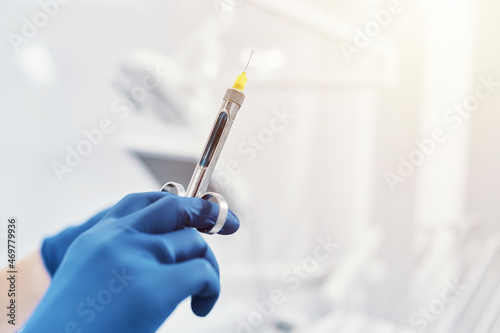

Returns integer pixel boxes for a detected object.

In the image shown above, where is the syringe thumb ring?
[198,192,228,235]
[160,182,228,234]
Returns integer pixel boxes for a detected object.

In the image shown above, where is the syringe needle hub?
[233,50,254,91]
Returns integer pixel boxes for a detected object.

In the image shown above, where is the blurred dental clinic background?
[1,0,500,332]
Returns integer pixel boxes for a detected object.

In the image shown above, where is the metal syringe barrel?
[185,88,245,198]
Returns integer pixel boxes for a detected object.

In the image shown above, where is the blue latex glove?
[23,192,239,333]
[41,208,110,276]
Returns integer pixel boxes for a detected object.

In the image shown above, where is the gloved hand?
[41,208,110,277]
[23,191,239,333]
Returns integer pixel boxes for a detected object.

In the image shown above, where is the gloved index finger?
[105,192,171,219]
[195,205,240,235]
[126,194,240,235]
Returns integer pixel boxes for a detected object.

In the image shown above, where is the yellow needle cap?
[232,71,247,91]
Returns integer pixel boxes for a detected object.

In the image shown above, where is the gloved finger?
[195,204,240,236]
[145,229,220,275]
[191,294,219,317]
[105,192,171,219]
[128,194,239,235]
[162,258,220,317]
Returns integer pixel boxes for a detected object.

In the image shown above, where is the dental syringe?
[185,51,253,198]
[160,51,253,233]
